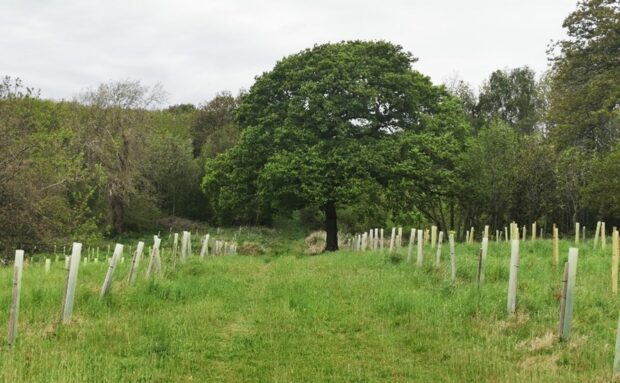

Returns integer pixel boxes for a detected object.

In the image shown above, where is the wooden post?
[373,228,378,250]
[362,232,368,251]
[146,236,162,278]
[45,258,51,274]
[613,309,620,376]
[553,225,559,269]
[477,237,489,285]
[406,228,415,262]
[431,225,437,249]
[380,229,384,251]
[558,262,569,339]
[507,239,520,314]
[435,231,444,267]
[496,230,500,243]
[602,222,607,250]
[465,230,470,244]
[127,241,145,285]
[613,228,619,295]
[180,231,189,263]
[416,229,424,267]
[484,225,489,240]
[504,226,509,243]
[470,227,475,244]
[575,222,580,244]
[200,234,210,257]
[582,227,585,242]
[532,222,536,241]
[398,227,403,249]
[594,221,601,248]
[559,248,578,341]
[100,244,123,297]
[449,232,456,282]
[522,225,527,241]
[389,228,395,253]
[7,250,24,345]
[62,243,82,324]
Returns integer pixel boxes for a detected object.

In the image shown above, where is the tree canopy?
[203,41,468,250]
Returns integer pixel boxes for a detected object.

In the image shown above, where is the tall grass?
[0,238,617,382]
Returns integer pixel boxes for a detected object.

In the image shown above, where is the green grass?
[0,238,618,382]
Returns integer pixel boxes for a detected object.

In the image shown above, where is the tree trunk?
[324,200,338,252]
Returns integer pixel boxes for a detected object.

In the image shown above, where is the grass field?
[0,236,618,382]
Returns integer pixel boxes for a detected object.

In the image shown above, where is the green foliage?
[477,67,542,134]
[203,41,469,245]
[582,142,620,219]
[548,0,620,151]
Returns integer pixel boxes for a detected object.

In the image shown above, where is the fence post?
[406,228,415,262]
[128,241,145,285]
[559,248,578,341]
[416,229,424,267]
[62,243,82,324]
[101,244,123,297]
[449,232,456,282]
[507,239,520,314]
[435,231,444,267]
[7,250,24,345]
[477,237,489,285]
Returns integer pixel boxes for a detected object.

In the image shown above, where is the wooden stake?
[100,244,123,297]
[45,258,51,274]
[380,229,384,251]
[406,228,415,262]
[62,243,82,324]
[431,225,437,249]
[613,228,619,295]
[504,227,509,243]
[200,234,210,257]
[559,248,578,341]
[449,232,456,282]
[553,225,559,269]
[146,236,162,278]
[532,222,536,241]
[435,231,444,267]
[398,227,403,249]
[127,241,145,285]
[389,228,395,253]
[7,250,24,345]
[477,237,489,285]
[613,309,620,376]
[507,239,520,314]
[602,222,607,250]
[575,222,580,244]
[484,225,489,240]
[416,229,424,267]
[595,221,601,248]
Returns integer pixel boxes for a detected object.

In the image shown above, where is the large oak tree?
[203,41,468,251]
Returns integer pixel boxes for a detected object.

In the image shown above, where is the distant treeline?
[0,0,618,254]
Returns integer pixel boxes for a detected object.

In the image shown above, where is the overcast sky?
[0,0,577,106]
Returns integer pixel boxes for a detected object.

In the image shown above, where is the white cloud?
[0,0,576,105]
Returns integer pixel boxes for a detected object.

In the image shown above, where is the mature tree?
[477,67,541,134]
[582,143,620,222]
[77,80,166,234]
[0,77,87,254]
[203,41,468,251]
[191,91,241,157]
[548,0,620,151]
